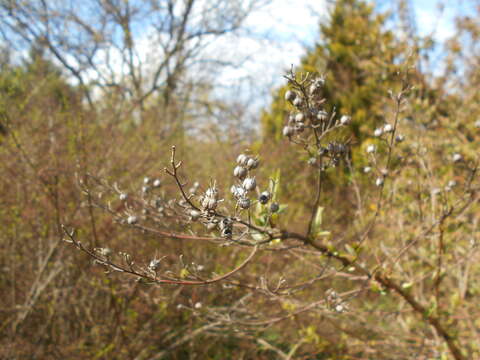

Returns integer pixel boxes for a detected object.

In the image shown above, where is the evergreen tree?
[261,0,405,142]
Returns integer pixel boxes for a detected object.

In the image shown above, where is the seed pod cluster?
[232,153,261,210]
[282,74,350,141]
[314,141,350,169]
[201,183,220,211]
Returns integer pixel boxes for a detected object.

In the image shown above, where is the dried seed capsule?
[149,259,161,271]
[238,197,251,209]
[375,177,384,187]
[220,217,233,229]
[221,227,232,239]
[236,154,248,165]
[317,110,328,122]
[452,153,463,163]
[119,193,128,201]
[233,166,247,179]
[294,122,305,133]
[202,196,217,211]
[153,179,161,187]
[246,157,259,170]
[447,180,457,188]
[127,215,138,225]
[366,145,376,154]
[284,90,296,102]
[383,124,393,133]
[242,177,256,191]
[294,112,304,123]
[231,185,247,199]
[340,115,351,125]
[190,209,201,221]
[395,134,405,143]
[205,187,218,198]
[293,97,303,107]
[283,126,294,137]
[270,202,280,213]
[143,177,150,185]
[258,191,270,204]
[374,128,383,137]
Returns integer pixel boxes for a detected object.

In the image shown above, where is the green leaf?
[312,207,324,231]
[312,207,330,238]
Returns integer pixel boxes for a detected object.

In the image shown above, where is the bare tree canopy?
[0,0,265,109]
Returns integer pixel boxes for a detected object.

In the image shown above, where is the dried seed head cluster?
[231,153,260,210]
[325,289,349,314]
[281,70,351,170]
[201,182,221,211]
